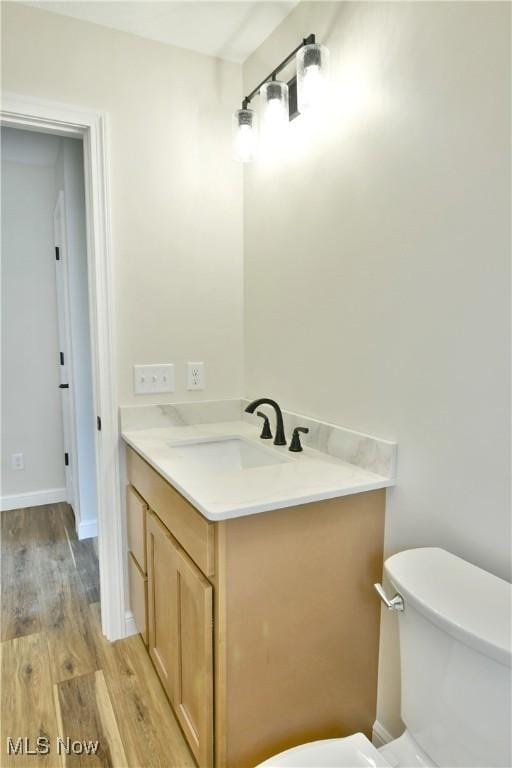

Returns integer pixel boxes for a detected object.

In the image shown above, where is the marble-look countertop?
[121,405,396,520]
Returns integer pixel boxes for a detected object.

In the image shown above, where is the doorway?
[2,127,97,540]
[1,95,124,641]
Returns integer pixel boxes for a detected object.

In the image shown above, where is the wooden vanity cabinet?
[125,445,385,768]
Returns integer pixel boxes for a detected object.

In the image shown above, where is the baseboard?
[0,487,67,512]
[77,518,98,540]
[372,720,394,748]
[124,610,138,637]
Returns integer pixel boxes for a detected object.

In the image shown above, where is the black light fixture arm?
[241,33,315,109]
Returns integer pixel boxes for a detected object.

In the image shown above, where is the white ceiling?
[23,1,298,63]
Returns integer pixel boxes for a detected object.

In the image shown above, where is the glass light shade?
[261,80,289,141]
[232,108,258,163]
[296,43,330,114]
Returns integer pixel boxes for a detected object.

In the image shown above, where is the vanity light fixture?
[232,33,329,162]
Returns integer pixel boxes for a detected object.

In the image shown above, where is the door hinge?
[97,416,102,432]
[55,246,60,261]
[59,383,69,389]
[60,352,65,366]
[64,452,69,466]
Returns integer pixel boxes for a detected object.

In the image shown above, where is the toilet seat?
[255,733,391,767]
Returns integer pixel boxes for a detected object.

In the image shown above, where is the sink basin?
[166,437,289,471]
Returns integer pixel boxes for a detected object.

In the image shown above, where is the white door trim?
[1,92,125,641]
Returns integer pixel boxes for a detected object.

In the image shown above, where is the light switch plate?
[133,364,175,395]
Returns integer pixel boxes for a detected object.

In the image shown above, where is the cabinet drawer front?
[126,484,147,572]
[126,445,215,577]
[128,551,148,645]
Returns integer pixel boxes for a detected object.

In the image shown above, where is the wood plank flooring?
[1,503,195,768]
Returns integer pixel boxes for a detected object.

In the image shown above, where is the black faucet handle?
[289,426,309,452]
[256,411,273,439]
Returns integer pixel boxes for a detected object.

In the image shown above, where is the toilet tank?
[385,548,511,768]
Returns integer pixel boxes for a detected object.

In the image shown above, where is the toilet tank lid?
[385,548,511,667]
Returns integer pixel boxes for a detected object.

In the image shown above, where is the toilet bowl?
[256,548,511,768]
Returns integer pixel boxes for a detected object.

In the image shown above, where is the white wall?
[1,2,244,406]
[55,138,97,534]
[243,1,511,737]
[1,129,65,499]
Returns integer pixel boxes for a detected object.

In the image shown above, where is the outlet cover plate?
[133,364,175,395]
[11,453,24,471]
[187,362,205,390]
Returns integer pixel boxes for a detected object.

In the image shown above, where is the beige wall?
[1,2,244,406]
[243,1,511,737]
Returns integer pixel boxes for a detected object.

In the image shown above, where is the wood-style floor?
[1,503,194,767]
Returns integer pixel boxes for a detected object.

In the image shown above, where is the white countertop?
[121,420,394,521]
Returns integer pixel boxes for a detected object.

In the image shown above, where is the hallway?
[1,504,194,767]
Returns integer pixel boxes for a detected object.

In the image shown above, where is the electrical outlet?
[11,453,24,471]
[187,362,205,390]
[133,364,175,395]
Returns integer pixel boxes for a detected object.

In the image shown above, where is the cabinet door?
[126,484,148,572]
[146,511,213,768]
[146,511,179,701]
[128,551,148,644]
[172,543,213,768]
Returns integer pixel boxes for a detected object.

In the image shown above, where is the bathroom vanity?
[121,402,396,768]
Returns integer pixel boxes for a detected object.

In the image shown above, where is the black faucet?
[245,398,286,445]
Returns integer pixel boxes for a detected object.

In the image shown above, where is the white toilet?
[257,547,511,768]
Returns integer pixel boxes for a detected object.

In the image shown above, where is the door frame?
[1,92,125,641]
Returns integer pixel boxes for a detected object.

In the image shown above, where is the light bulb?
[261,81,289,147]
[296,44,329,114]
[232,108,257,163]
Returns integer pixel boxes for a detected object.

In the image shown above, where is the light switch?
[133,364,175,395]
